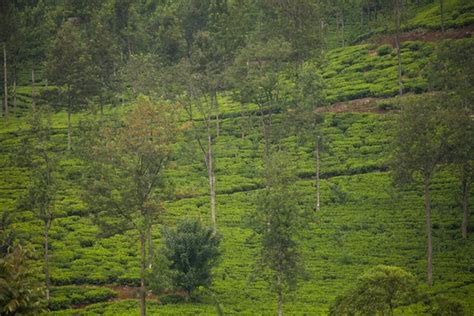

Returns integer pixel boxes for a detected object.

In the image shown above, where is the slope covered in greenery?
[1,97,473,314]
[1,0,473,315]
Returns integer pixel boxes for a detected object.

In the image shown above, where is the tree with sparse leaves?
[82,96,178,316]
[391,96,451,286]
[249,151,305,316]
[0,210,45,315]
[329,265,418,316]
[44,20,99,150]
[15,107,57,302]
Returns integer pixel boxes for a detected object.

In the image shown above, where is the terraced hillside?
[1,82,473,315]
[1,0,473,312]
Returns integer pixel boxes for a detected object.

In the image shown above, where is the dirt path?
[371,25,473,46]
[316,97,388,114]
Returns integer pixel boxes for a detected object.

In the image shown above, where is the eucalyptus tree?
[391,96,451,286]
[16,107,57,301]
[82,96,178,316]
[44,20,99,150]
[170,2,234,229]
[329,265,418,316]
[175,58,219,231]
[249,151,306,316]
[394,0,403,96]
[0,0,17,118]
[284,61,326,211]
[230,38,293,158]
[428,39,474,239]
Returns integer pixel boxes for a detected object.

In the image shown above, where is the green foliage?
[329,265,418,315]
[431,296,466,316]
[154,219,221,297]
[323,43,432,103]
[0,244,45,315]
[43,20,99,112]
[391,95,451,184]
[249,151,306,313]
[427,38,474,107]
[48,286,117,310]
[406,0,474,30]
[1,110,473,314]
[82,96,178,232]
[377,44,393,56]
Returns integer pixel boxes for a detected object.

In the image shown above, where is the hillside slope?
[1,97,473,315]
[1,2,473,314]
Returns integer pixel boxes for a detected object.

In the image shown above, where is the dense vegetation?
[0,0,473,315]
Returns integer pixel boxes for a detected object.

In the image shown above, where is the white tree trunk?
[12,69,16,115]
[44,219,51,301]
[3,43,7,118]
[424,176,433,286]
[207,125,217,230]
[140,232,147,316]
[32,68,36,112]
[67,106,72,151]
[440,0,445,33]
[395,0,403,96]
[315,136,321,212]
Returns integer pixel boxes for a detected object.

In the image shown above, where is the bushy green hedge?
[49,286,117,310]
[377,44,392,56]
[323,42,434,103]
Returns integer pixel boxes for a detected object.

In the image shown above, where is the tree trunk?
[147,219,153,268]
[207,119,217,230]
[424,175,433,286]
[341,10,345,47]
[240,104,246,139]
[3,43,7,118]
[67,105,72,151]
[140,232,147,316]
[461,164,470,239]
[44,219,51,301]
[395,0,403,96]
[258,104,270,159]
[12,67,16,116]
[440,0,445,33]
[32,68,36,112]
[315,136,321,212]
[277,274,283,316]
[212,91,220,137]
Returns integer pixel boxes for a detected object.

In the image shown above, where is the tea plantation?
[1,83,473,314]
[1,0,473,312]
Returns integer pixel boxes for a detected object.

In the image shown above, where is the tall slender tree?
[391,96,451,286]
[82,96,178,316]
[16,107,57,301]
[177,58,219,231]
[394,0,403,96]
[428,39,474,239]
[249,151,305,316]
[230,38,293,159]
[44,20,99,150]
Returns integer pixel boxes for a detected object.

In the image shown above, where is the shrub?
[431,296,466,316]
[0,244,46,315]
[49,286,117,310]
[402,41,423,51]
[329,265,418,316]
[159,293,187,305]
[150,219,221,298]
[377,44,393,56]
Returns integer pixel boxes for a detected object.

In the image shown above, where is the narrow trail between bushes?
[317,97,388,114]
[371,25,473,46]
